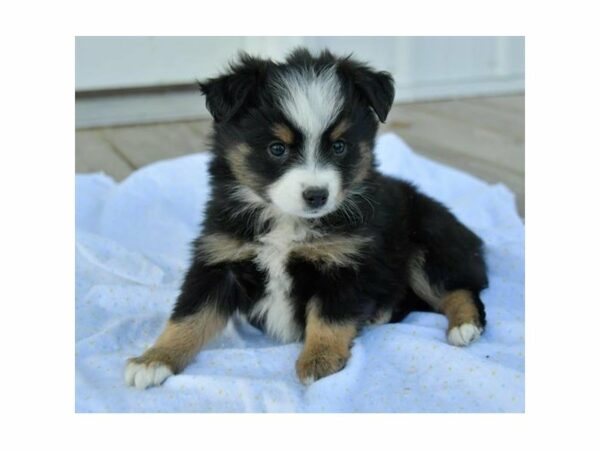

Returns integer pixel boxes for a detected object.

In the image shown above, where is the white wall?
[76,36,524,101]
[75,37,524,127]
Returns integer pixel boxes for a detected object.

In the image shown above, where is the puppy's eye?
[332,140,346,155]
[269,142,286,157]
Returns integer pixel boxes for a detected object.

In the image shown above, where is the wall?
[75,36,524,127]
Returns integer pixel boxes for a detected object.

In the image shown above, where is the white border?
[4,0,600,448]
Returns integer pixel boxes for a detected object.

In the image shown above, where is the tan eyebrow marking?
[272,123,295,145]
[330,119,351,140]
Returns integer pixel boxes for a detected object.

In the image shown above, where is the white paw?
[447,323,483,347]
[124,360,173,389]
[300,376,315,386]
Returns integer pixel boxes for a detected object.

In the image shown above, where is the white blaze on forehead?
[267,67,345,218]
[272,67,344,165]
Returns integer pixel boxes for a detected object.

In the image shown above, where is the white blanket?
[75,133,524,412]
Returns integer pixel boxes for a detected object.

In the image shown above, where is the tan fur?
[352,141,374,185]
[407,249,445,309]
[330,119,351,140]
[196,233,258,265]
[408,251,481,333]
[296,299,357,382]
[272,123,295,144]
[128,304,227,373]
[441,289,482,329]
[289,235,372,269]
[226,144,263,191]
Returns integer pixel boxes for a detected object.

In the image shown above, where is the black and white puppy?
[125,49,488,389]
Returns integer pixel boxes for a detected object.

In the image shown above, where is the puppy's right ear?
[198,54,268,123]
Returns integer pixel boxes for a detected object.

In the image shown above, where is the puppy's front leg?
[125,304,227,389]
[296,299,357,385]
[125,259,234,389]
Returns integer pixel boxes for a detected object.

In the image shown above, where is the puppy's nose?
[302,187,329,209]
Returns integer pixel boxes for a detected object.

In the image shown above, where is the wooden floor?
[76,94,524,216]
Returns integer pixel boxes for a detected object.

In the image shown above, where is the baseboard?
[75,77,524,129]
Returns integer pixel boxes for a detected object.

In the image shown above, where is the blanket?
[75,133,524,412]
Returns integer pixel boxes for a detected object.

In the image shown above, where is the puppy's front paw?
[295,346,348,385]
[447,323,483,347]
[125,356,173,389]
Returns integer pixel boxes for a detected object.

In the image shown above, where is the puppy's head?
[200,49,394,219]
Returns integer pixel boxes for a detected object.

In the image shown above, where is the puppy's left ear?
[339,60,395,123]
[199,54,268,123]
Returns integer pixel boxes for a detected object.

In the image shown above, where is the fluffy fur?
[125,49,488,389]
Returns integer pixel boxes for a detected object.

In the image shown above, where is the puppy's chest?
[248,219,315,343]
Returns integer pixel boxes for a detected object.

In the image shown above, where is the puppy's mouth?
[297,205,336,219]
[270,201,337,219]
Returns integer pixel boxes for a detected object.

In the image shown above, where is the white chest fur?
[249,216,314,343]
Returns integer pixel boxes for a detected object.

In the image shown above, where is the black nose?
[302,187,329,209]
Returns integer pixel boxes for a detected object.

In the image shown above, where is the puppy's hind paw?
[125,358,173,389]
[447,323,483,347]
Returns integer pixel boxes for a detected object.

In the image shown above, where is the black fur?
[173,48,488,338]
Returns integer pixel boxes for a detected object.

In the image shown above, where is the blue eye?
[332,140,346,155]
[269,142,286,157]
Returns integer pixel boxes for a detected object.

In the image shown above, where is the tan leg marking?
[407,251,483,347]
[125,305,227,389]
[295,300,357,384]
[441,290,483,347]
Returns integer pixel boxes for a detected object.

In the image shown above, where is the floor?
[76,94,524,217]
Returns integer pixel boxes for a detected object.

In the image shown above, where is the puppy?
[125,49,488,389]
